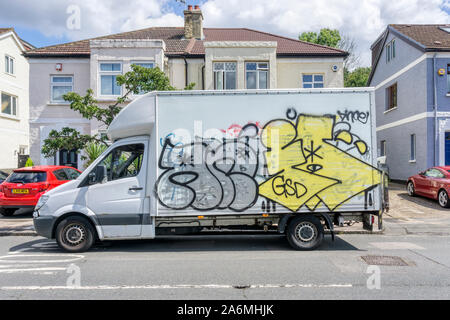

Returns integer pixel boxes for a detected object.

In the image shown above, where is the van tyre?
[286,215,324,250]
[56,216,95,252]
[0,208,17,217]
[438,190,450,208]
[407,181,415,197]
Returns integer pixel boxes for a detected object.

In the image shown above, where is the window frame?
[4,55,14,75]
[1,91,18,117]
[380,140,386,157]
[245,62,269,89]
[302,74,324,88]
[410,134,416,162]
[213,62,237,90]
[50,75,74,103]
[447,64,450,94]
[385,39,396,63]
[386,83,398,110]
[98,62,123,97]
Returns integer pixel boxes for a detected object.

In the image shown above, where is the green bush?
[25,157,34,167]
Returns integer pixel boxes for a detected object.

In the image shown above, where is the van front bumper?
[33,214,55,239]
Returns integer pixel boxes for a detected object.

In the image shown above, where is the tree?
[299,28,341,48]
[344,67,371,87]
[25,157,34,167]
[42,65,194,161]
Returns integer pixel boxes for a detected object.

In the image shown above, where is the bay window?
[245,62,269,89]
[213,62,236,90]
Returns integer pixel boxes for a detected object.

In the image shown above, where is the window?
[5,55,14,74]
[245,62,269,89]
[302,74,324,88]
[1,92,17,116]
[424,168,445,178]
[51,76,73,103]
[99,62,122,96]
[131,62,154,94]
[410,134,416,161]
[7,171,47,184]
[380,140,386,157]
[94,144,144,183]
[213,62,236,90]
[53,169,69,181]
[65,168,81,180]
[386,39,396,63]
[386,83,397,110]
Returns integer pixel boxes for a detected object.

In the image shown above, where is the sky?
[1,0,450,67]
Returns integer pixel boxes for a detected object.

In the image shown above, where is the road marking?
[369,242,425,250]
[0,283,353,290]
[0,267,66,273]
[0,254,84,264]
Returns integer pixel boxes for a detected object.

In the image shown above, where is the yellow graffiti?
[259,114,381,212]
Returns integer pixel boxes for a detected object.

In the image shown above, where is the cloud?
[1,0,449,66]
[201,0,450,66]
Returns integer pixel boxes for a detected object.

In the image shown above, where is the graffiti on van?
[155,109,381,213]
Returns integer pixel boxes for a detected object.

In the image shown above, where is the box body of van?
[33,89,388,252]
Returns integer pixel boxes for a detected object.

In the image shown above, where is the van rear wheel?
[286,215,324,250]
[56,216,95,252]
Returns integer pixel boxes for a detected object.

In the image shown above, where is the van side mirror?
[88,165,107,185]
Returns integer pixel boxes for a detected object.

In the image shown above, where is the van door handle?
[129,186,143,191]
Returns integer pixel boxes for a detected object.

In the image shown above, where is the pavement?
[0,182,449,299]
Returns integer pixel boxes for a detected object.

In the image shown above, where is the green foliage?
[299,28,341,48]
[42,64,191,160]
[344,67,371,87]
[83,142,108,168]
[25,157,34,167]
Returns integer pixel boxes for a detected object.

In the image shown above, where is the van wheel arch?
[52,212,99,240]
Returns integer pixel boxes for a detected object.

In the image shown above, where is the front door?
[445,132,450,165]
[59,149,78,169]
[84,141,147,239]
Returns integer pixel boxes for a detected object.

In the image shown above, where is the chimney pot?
[194,5,200,10]
[188,5,193,11]
[184,5,203,40]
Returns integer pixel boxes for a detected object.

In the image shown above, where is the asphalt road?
[0,231,449,300]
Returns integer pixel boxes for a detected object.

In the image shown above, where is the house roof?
[0,27,35,51]
[368,24,450,85]
[389,24,450,50]
[24,27,348,58]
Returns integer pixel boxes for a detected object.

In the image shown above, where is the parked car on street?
[407,166,450,208]
[0,170,8,184]
[0,165,81,217]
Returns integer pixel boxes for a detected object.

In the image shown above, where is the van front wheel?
[56,216,95,252]
[286,215,324,250]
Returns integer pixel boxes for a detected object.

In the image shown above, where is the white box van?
[33,89,389,252]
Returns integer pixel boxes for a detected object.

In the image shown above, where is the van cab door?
[83,139,148,239]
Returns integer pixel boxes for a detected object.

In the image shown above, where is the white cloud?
[1,0,449,66]
[201,0,450,66]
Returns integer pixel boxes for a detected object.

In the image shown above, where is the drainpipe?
[201,63,205,90]
[433,53,438,166]
[183,57,188,88]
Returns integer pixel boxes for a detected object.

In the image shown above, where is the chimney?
[184,5,203,39]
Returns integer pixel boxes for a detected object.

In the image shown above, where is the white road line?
[369,242,425,250]
[0,254,84,264]
[0,267,67,273]
[0,283,353,290]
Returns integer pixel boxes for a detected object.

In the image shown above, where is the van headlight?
[35,195,49,211]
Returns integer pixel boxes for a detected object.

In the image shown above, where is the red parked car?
[0,165,81,217]
[407,166,450,208]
